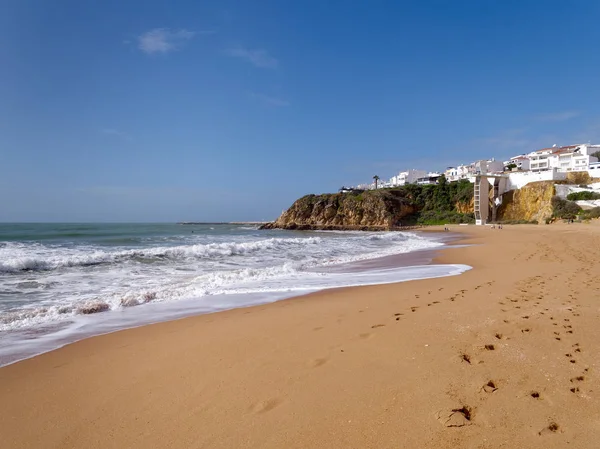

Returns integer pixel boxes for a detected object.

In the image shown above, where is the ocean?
[0,223,470,366]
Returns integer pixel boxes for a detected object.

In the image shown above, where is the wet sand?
[1,223,600,448]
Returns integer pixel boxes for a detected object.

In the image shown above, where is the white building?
[457,164,475,180]
[507,155,531,171]
[417,172,443,185]
[528,147,559,172]
[528,144,600,172]
[546,148,599,172]
[390,169,427,186]
[589,162,600,177]
[444,167,460,182]
[570,144,600,157]
[474,159,504,174]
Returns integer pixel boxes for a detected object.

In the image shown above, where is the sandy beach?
[1,223,599,448]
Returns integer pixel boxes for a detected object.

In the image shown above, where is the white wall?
[506,170,567,191]
[588,163,600,178]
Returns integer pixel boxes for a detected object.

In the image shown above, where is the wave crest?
[0,237,323,273]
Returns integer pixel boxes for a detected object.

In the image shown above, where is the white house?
[444,167,459,182]
[457,164,475,179]
[528,147,559,172]
[548,148,598,172]
[417,172,443,185]
[508,155,531,171]
[528,144,600,172]
[568,144,600,157]
[391,169,427,186]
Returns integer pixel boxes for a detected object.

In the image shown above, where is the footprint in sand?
[482,381,498,393]
[538,422,560,436]
[410,307,418,312]
[460,353,472,364]
[251,398,283,414]
[309,358,328,368]
[436,406,473,427]
[530,391,541,399]
[371,324,385,329]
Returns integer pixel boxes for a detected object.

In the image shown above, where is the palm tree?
[373,175,380,189]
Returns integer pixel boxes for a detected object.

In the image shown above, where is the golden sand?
[1,223,599,448]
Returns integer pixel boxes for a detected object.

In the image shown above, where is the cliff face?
[497,181,555,223]
[455,197,474,214]
[261,190,417,231]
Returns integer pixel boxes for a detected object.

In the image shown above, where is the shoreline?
[2,223,600,448]
[0,229,460,368]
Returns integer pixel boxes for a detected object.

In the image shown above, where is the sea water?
[0,223,470,365]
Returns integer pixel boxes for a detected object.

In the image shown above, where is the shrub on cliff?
[416,210,475,225]
[566,191,600,201]
[580,207,600,220]
[402,178,473,213]
[551,196,581,219]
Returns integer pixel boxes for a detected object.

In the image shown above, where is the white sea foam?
[0,228,465,366]
[0,237,324,273]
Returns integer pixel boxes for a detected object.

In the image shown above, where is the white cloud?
[137,28,196,54]
[227,47,278,68]
[534,111,580,122]
[249,92,289,107]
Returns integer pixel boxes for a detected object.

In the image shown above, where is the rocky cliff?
[261,179,477,230]
[260,190,418,231]
[497,181,555,223]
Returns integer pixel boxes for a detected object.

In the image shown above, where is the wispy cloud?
[534,111,580,122]
[137,28,197,54]
[227,47,278,69]
[249,92,289,107]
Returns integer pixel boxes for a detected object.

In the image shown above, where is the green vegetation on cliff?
[261,176,475,230]
[401,177,474,224]
[566,191,600,201]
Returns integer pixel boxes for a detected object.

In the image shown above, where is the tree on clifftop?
[373,175,380,189]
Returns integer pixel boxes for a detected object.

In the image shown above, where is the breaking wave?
[0,237,324,273]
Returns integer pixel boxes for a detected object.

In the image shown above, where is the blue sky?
[2,0,600,222]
